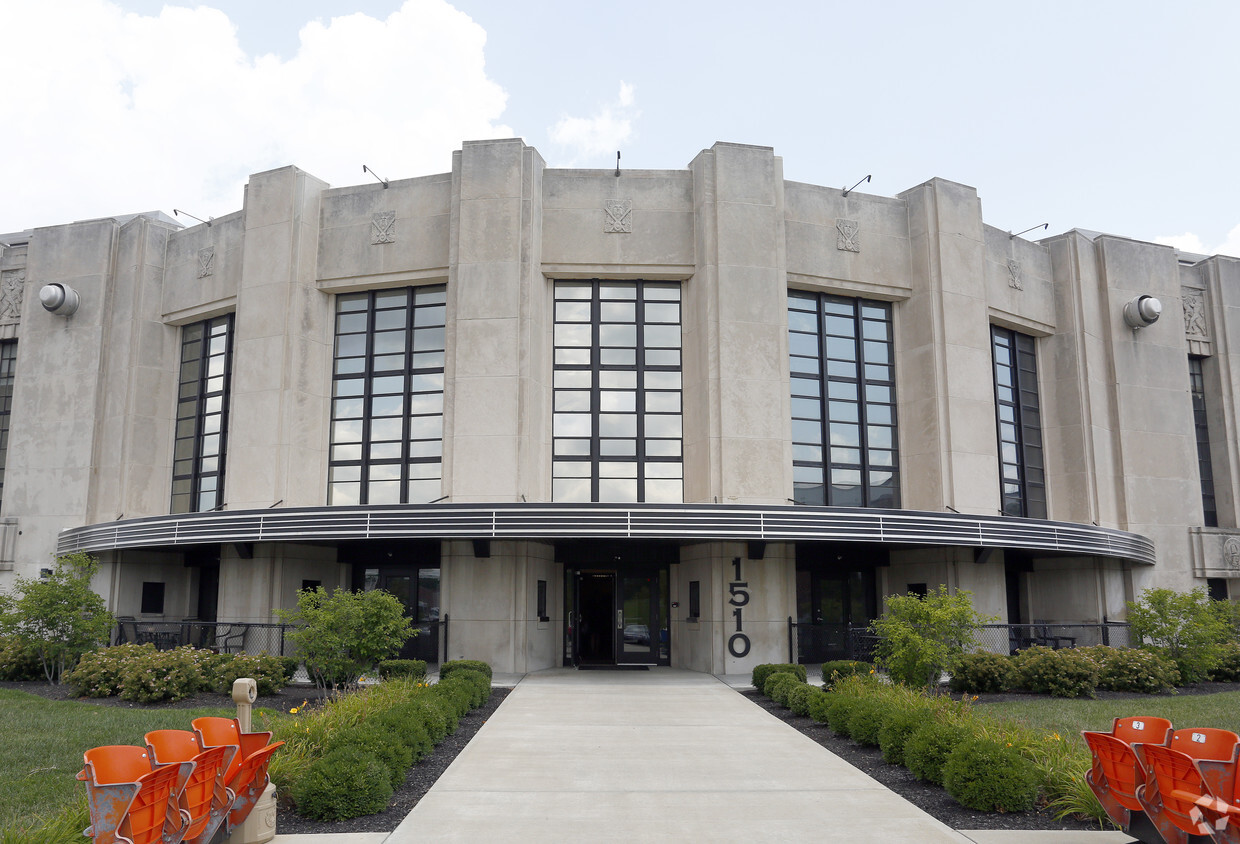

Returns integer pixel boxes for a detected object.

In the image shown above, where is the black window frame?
[552,280,683,503]
[991,326,1046,519]
[171,315,233,514]
[788,291,900,508]
[328,286,446,506]
[1189,356,1218,527]
[0,341,14,510]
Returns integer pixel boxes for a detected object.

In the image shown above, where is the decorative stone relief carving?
[0,270,25,323]
[1226,537,1240,572]
[1007,259,1023,291]
[836,219,860,252]
[604,200,632,233]
[197,247,215,279]
[1183,291,1208,338]
[371,211,397,244]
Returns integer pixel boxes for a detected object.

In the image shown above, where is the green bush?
[1016,647,1098,698]
[276,587,414,693]
[325,724,413,790]
[820,660,871,686]
[65,644,154,697]
[904,720,971,785]
[440,659,492,682]
[787,684,820,717]
[845,697,887,746]
[413,696,452,741]
[879,706,931,766]
[1127,587,1230,683]
[375,703,435,761]
[290,746,393,821]
[948,652,1018,694]
[0,552,114,684]
[1094,646,1179,693]
[205,652,289,696]
[0,635,43,680]
[942,736,1040,812]
[379,659,428,682]
[442,669,490,709]
[807,690,833,723]
[824,695,859,737]
[118,646,208,703]
[763,672,802,704]
[279,656,300,682]
[751,663,806,689]
[870,586,994,690]
[1209,642,1240,682]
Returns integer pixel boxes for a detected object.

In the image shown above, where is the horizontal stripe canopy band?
[57,502,1155,566]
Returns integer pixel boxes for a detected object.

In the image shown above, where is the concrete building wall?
[3,139,1238,674]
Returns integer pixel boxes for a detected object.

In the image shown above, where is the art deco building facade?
[0,139,1236,674]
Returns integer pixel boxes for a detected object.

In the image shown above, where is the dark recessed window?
[907,583,928,598]
[1189,357,1218,527]
[688,580,701,620]
[171,316,233,513]
[991,327,1045,519]
[141,581,166,615]
[788,292,899,507]
[329,287,445,505]
[537,580,549,621]
[0,341,14,511]
[552,281,682,503]
[301,580,322,592]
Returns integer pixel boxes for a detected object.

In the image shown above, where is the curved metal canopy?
[56,502,1156,566]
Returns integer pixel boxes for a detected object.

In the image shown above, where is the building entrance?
[561,542,673,667]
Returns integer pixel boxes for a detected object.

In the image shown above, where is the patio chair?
[1082,715,1174,833]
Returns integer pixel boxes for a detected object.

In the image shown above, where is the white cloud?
[1155,225,1240,259]
[0,0,511,233]
[547,82,638,167]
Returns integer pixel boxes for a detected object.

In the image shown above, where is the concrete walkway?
[274,668,1137,843]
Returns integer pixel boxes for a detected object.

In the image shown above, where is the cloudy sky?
[2,0,1238,257]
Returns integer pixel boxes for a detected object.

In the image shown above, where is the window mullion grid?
[854,305,870,507]
[591,282,601,502]
[635,285,646,502]
[400,291,414,502]
[358,293,376,501]
[189,328,208,509]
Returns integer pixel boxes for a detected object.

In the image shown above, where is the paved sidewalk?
[385,669,966,842]
[274,668,1137,844]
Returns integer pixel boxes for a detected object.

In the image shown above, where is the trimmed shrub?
[290,746,393,821]
[879,706,931,766]
[764,672,802,704]
[379,659,428,682]
[942,736,1040,812]
[904,720,971,785]
[280,656,300,682]
[118,645,208,703]
[752,663,806,689]
[375,703,435,761]
[443,669,490,708]
[845,697,887,747]
[1096,647,1180,693]
[413,696,452,741]
[1208,642,1240,683]
[820,660,871,686]
[66,644,154,697]
[787,683,821,717]
[948,652,1018,694]
[440,659,492,682]
[0,635,44,680]
[807,690,833,724]
[205,652,289,696]
[1017,647,1099,698]
[824,694,860,738]
[434,677,475,718]
[326,724,413,790]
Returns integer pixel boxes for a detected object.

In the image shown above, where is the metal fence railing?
[112,617,447,664]
[789,619,1133,665]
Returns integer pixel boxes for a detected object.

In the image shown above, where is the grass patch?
[978,691,1240,746]
[0,688,237,834]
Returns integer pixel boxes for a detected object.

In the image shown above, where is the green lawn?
[977,691,1240,746]
[0,689,236,833]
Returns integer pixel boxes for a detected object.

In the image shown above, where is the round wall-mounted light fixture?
[39,283,80,316]
[1123,295,1162,329]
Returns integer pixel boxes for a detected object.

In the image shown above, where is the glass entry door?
[569,569,666,666]
[617,572,660,664]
